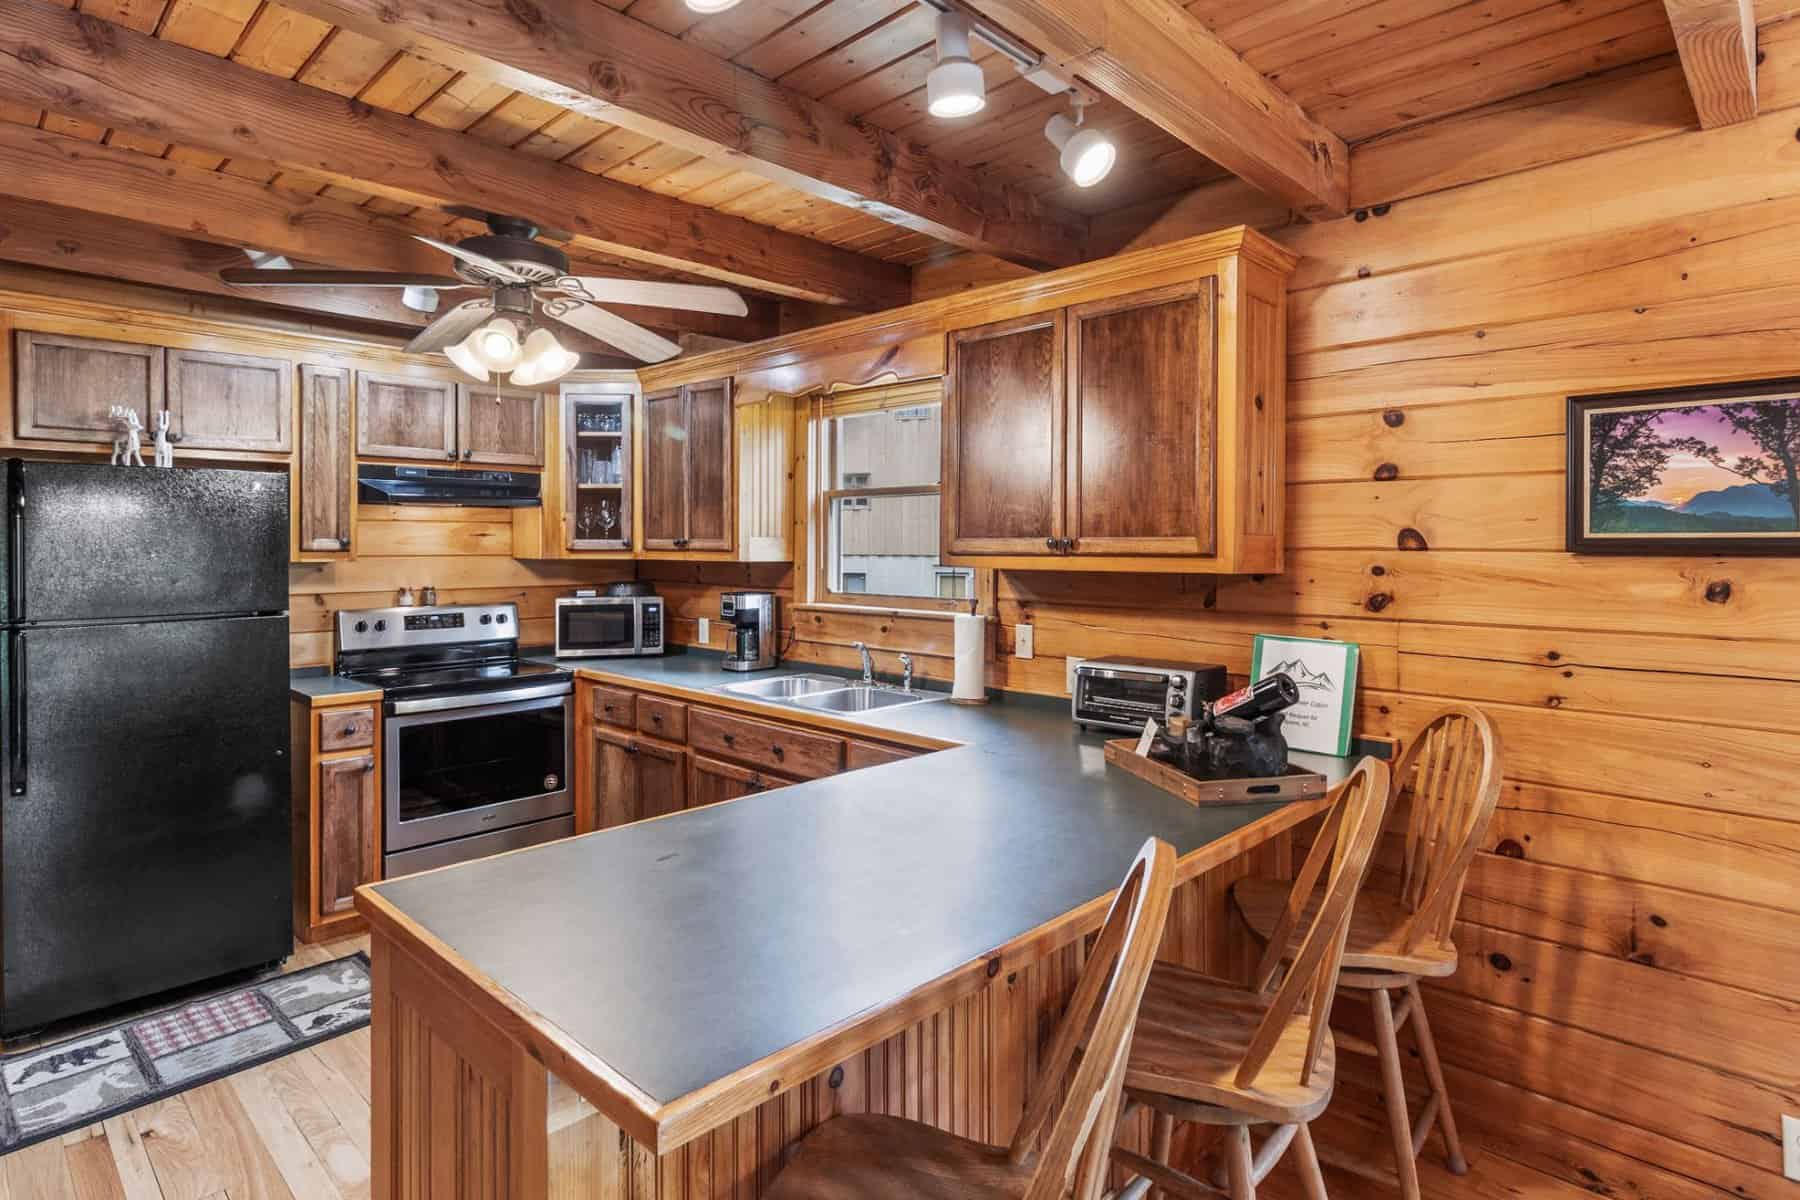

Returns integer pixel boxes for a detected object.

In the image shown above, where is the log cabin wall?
[652,28,1800,1199]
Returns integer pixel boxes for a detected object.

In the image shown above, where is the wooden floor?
[0,931,374,1200]
[0,935,1630,1200]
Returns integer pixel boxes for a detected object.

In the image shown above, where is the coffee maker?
[721,591,778,672]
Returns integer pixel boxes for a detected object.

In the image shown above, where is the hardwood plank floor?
[0,932,371,1200]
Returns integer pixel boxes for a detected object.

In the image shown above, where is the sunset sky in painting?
[1627,404,1769,506]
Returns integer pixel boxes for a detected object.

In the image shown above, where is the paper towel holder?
[949,611,990,705]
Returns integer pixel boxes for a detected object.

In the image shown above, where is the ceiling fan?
[218,208,749,381]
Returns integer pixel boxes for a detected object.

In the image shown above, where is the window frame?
[806,382,990,617]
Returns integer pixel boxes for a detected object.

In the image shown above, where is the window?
[814,383,978,611]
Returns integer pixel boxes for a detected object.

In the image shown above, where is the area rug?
[0,952,371,1153]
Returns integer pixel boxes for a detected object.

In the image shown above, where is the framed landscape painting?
[1568,378,1800,554]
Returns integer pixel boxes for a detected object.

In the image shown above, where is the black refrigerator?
[0,461,292,1036]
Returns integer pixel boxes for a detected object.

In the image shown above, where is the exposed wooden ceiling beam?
[269,0,1089,268]
[0,126,782,345]
[960,0,1350,220]
[1664,0,1757,127]
[0,0,907,310]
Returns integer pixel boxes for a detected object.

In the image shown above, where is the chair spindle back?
[1392,706,1502,952]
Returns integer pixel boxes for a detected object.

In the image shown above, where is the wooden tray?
[1104,738,1328,807]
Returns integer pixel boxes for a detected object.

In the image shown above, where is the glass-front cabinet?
[562,380,634,551]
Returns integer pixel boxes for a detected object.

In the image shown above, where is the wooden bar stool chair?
[764,836,1176,1200]
[1230,706,1501,1200]
[1109,757,1392,1200]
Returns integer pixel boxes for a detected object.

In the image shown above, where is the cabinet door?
[683,378,733,551]
[14,332,162,443]
[317,753,377,916]
[459,383,544,466]
[297,365,354,554]
[943,312,1064,555]
[165,348,293,452]
[641,387,687,549]
[689,754,792,809]
[635,739,688,820]
[357,371,458,461]
[1066,280,1217,556]
[564,385,632,551]
[593,728,687,828]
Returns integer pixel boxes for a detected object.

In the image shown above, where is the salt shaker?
[397,586,416,607]
[421,585,438,606]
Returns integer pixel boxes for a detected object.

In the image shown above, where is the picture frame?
[1567,377,1800,555]
[1249,634,1359,757]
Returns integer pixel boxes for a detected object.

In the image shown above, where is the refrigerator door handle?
[8,467,23,623]
[10,631,24,797]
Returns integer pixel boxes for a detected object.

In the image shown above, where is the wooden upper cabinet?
[459,383,544,466]
[641,378,733,552]
[297,364,354,555]
[943,312,1064,555]
[356,371,458,461]
[940,232,1292,574]
[165,348,293,452]
[1066,280,1216,557]
[14,332,163,443]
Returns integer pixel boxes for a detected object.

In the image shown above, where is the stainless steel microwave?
[554,595,665,658]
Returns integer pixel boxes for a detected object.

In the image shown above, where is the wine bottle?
[1207,673,1300,724]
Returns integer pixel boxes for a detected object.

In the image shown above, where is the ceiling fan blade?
[415,235,531,285]
[220,268,468,288]
[541,297,681,363]
[556,277,749,317]
[404,298,495,355]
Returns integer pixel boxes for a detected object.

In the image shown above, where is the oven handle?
[389,682,573,716]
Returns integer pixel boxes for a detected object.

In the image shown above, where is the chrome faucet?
[854,641,874,684]
[899,653,914,693]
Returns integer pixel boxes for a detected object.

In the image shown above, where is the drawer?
[845,739,914,771]
[318,705,376,752]
[592,685,637,729]
[689,708,844,780]
[637,694,688,742]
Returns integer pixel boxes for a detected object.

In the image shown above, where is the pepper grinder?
[421,585,438,606]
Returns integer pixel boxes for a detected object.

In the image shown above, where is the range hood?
[357,464,542,507]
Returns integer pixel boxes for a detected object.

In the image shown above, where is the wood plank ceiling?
[0,0,1690,319]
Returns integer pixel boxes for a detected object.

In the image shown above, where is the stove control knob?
[496,613,509,625]
[354,620,369,634]
[480,614,493,625]
[374,619,387,633]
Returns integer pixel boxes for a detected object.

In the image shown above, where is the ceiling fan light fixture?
[1045,101,1116,188]
[511,329,579,387]
[444,333,490,383]
[683,0,740,11]
[471,317,523,371]
[927,12,986,118]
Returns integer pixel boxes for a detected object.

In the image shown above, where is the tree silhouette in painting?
[1700,399,1800,528]
[1587,411,1713,516]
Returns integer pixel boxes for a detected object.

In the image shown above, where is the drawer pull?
[722,733,736,746]
[771,744,785,760]
[650,713,663,724]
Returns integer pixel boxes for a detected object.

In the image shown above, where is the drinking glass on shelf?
[577,508,595,538]
[598,500,618,538]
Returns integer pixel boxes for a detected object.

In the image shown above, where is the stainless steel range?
[335,604,575,876]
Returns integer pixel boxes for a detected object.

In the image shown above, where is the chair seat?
[1232,877,1459,977]
[1124,961,1335,1125]
[765,1114,1035,1200]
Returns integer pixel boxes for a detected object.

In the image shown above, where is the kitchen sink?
[785,685,942,714]
[714,674,850,701]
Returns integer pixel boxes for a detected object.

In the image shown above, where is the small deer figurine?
[109,406,145,467]
[150,410,175,468]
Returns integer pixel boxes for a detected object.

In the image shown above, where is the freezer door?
[1,615,292,1034]
[13,462,287,623]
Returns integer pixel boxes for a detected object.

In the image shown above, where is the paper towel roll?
[951,613,988,704]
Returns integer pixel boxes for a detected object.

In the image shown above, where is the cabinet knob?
[1045,537,1057,551]
[462,449,473,460]
[771,744,785,760]
[650,713,663,723]
[446,451,456,461]
[722,733,736,746]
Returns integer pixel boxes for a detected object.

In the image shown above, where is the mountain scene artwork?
[1582,390,1800,537]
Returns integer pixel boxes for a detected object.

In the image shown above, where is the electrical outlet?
[1015,623,1035,659]
[1783,1114,1800,1181]
[698,617,711,645]
[1066,656,1085,695]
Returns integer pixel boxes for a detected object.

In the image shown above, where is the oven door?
[383,690,573,853]
[555,599,642,657]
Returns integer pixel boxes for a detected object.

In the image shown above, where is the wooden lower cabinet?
[591,726,688,830]
[291,697,383,942]
[689,754,794,808]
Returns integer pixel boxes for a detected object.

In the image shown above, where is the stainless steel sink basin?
[786,685,942,714]
[714,674,850,701]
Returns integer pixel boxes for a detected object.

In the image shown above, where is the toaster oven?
[1072,658,1228,733]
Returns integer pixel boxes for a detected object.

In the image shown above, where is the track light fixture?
[926,11,986,119]
[683,0,741,12]
[1045,96,1116,188]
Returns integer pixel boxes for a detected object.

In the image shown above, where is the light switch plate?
[698,617,711,645]
[1015,623,1035,660]
[1066,657,1084,694]
[1783,1114,1800,1181]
